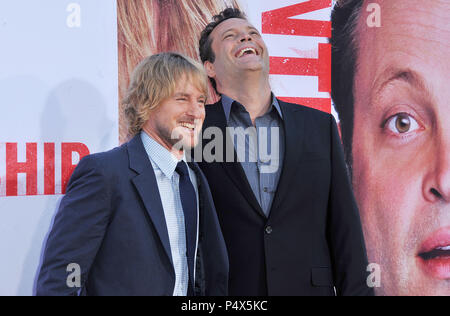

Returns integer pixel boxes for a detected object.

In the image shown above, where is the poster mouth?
[417,227,450,280]
[417,256,450,280]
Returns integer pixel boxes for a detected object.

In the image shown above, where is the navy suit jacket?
[197,99,373,296]
[36,135,228,296]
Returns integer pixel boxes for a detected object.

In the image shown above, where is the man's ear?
[204,60,216,79]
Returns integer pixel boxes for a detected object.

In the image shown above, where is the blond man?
[37,53,228,296]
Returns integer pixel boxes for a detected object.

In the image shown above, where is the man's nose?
[423,137,450,203]
[240,32,253,42]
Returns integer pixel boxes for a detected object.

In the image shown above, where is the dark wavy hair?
[199,7,247,93]
[330,0,364,170]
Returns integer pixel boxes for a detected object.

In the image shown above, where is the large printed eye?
[386,113,420,134]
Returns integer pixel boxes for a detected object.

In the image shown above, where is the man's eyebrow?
[221,26,259,36]
[174,92,189,97]
[374,68,428,95]
[174,92,207,99]
[221,28,237,36]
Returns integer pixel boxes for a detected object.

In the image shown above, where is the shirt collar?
[221,93,283,123]
[140,131,186,179]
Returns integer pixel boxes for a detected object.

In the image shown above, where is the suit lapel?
[204,102,266,219]
[269,101,305,216]
[188,161,229,295]
[127,135,173,266]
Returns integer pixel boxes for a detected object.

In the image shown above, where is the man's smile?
[179,122,196,132]
[235,46,258,58]
[417,227,450,280]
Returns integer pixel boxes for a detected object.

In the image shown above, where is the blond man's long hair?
[118,0,241,143]
[122,52,208,139]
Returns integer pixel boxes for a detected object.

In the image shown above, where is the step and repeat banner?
[0,0,448,296]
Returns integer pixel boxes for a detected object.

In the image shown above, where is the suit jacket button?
[265,226,273,234]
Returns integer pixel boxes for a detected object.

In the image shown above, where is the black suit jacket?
[37,135,228,296]
[196,99,372,296]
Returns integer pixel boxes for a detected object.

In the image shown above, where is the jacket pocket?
[311,267,334,287]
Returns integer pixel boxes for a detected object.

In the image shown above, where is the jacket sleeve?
[327,115,374,296]
[36,154,111,296]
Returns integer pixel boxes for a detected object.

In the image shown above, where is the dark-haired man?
[196,8,373,296]
[331,0,450,296]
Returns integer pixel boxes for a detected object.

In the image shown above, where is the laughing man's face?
[204,18,270,90]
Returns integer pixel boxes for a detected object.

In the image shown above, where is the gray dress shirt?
[222,94,285,216]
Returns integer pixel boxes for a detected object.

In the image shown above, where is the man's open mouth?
[180,122,195,132]
[235,47,258,58]
[417,227,450,280]
[419,246,450,260]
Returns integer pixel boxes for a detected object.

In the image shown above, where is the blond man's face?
[143,77,206,153]
[351,0,450,295]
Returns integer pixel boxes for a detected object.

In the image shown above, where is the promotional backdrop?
[3,0,446,296]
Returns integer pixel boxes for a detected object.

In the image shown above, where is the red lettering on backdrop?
[61,143,89,194]
[44,143,55,195]
[269,43,331,92]
[6,143,38,196]
[262,0,331,37]
[262,0,332,113]
[1,142,90,197]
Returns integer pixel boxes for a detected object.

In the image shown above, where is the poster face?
[331,0,450,295]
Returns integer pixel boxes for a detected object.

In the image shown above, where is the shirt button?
[263,187,269,193]
[265,226,273,235]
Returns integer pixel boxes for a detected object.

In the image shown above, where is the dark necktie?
[175,161,198,296]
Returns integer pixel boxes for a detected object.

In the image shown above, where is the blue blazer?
[36,135,228,296]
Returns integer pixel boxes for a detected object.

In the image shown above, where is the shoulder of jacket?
[279,100,332,122]
[79,143,128,174]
